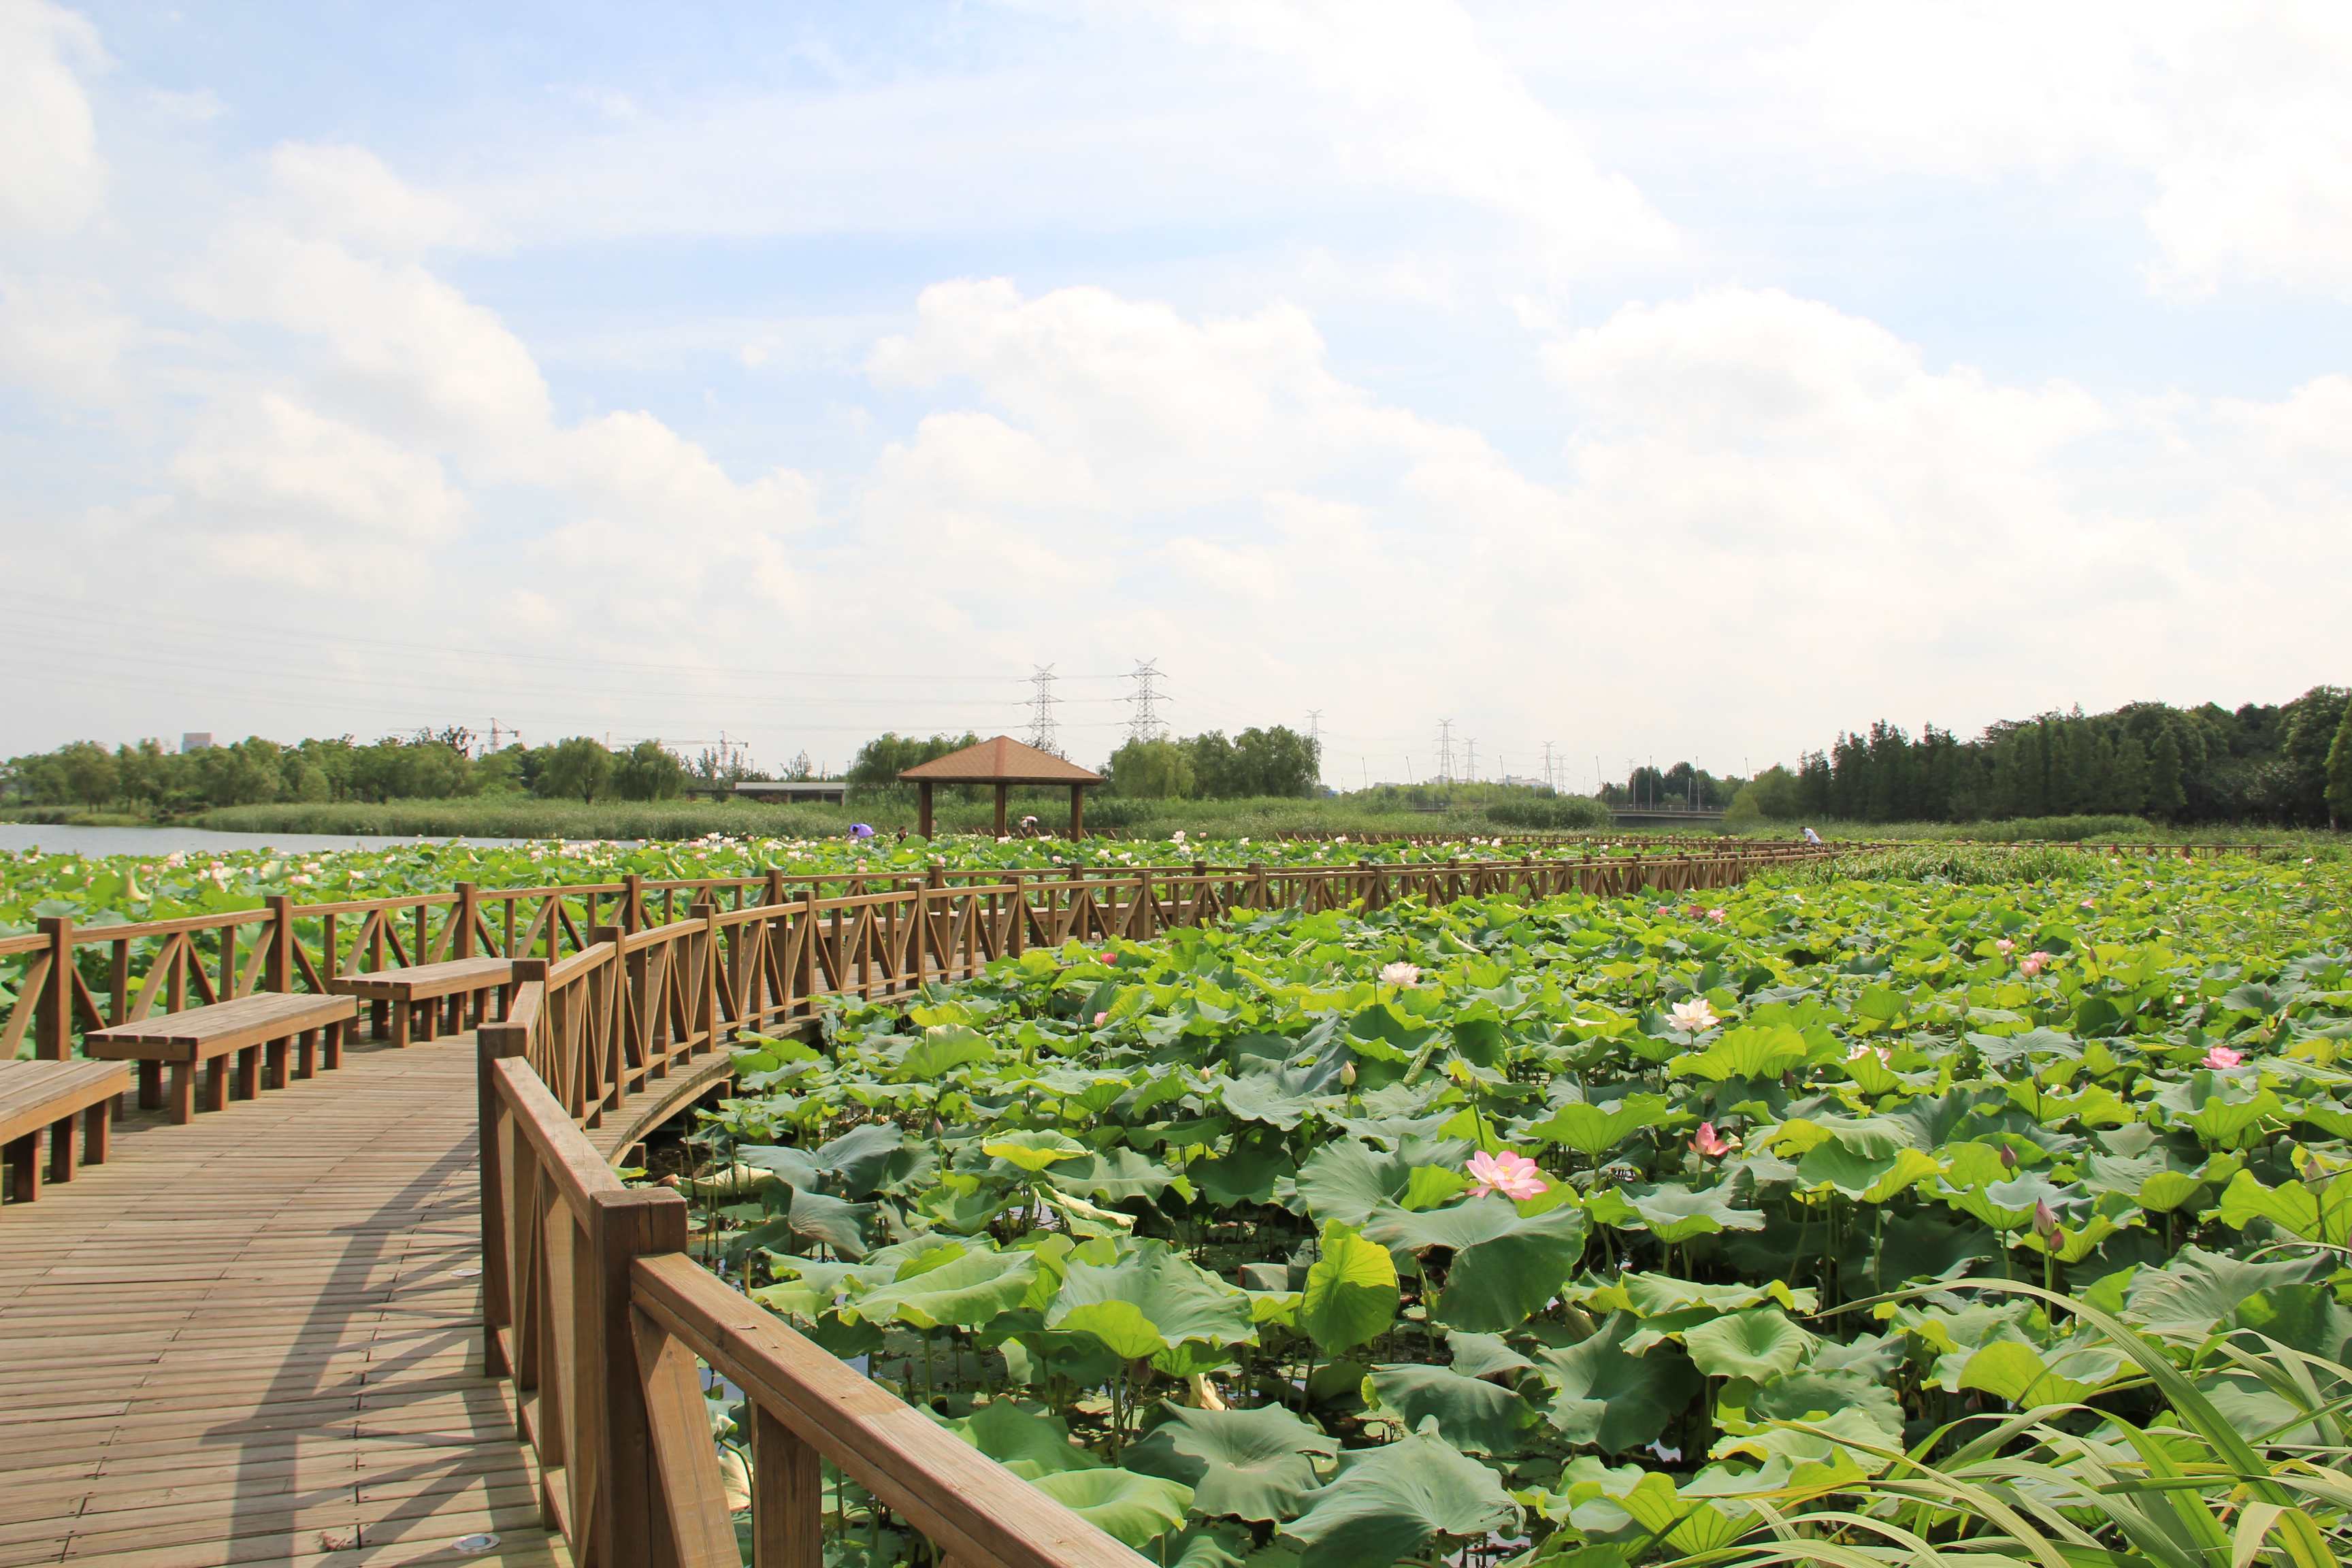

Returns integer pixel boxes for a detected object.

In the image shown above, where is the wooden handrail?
[480,1007,1145,1567]
[632,1252,1142,1568]
[4,845,1851,1063]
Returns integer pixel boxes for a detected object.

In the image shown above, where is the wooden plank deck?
[0,1032,568,1568]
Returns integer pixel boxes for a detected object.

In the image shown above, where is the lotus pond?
[683,849,2352,1567]
[0,832,1647,935]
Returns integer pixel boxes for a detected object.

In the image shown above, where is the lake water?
[0,823,537,857]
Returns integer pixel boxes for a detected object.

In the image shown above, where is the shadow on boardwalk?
[0,1034,567,1567]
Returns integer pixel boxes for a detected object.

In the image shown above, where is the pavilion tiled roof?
[896,736,1102,785]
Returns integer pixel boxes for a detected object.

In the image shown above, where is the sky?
[3,0,2348,789]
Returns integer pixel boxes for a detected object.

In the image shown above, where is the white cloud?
[267,143,483,252]
[1160,0,1677,282]
[180,225,555,458]
[1763,2,2352,298]
[0,0,107,234]
[0,272,131,400]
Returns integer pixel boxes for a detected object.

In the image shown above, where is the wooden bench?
[85,992,359,1124]
[1,1059,132,1203]
[329,956,517,1048]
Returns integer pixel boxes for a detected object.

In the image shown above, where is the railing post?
[590,1187,690,1567]
[1191,859,1208,924]
[622,873,645,935]
[263,896,295,993]
[455,881,480,959]
[476,1019,528,1376]
[1004,871,1026,958]
[35,915,71,1061]
[696,899,722,1051]
[1246,862,1268,911]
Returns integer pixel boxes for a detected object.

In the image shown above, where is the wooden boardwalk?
[0,1034,568,1568]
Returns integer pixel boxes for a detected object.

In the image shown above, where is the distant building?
[727,780,850,805]
[180,732,213,753]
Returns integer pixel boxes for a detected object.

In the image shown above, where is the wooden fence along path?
[0,846,1844,1567]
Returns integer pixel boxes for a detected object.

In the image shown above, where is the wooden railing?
[466,844,1833,1565]
[481,984,1142,1567]
[3,847,1824,1066]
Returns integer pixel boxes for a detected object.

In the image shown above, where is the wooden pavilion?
[898,736,1102,838]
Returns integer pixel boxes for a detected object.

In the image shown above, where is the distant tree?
[1104,738,1194,799]
[2146,727,2187,821]
[2281,686,2351,826]
[538,736,615,803]
[612,740,687,802]
[194,738,284,807]
[56,741,118,810]
[2325,697,2352,830]
[1228,726,1320,797]
[847,732,980,786]
[472,744,529,796]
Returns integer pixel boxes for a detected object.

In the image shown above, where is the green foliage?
[536,735,615,802]
[670,847,2352,1566]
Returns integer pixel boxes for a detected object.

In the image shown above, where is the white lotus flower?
[1669,997,1719,1033]
[1379,961,1422,987]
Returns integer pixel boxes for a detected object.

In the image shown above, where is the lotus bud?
[1340,1062,1358,1088]
[1999,1145,2017,1171]
[2031,1200,2059,1241]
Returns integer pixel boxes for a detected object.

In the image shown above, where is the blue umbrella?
[849,822,875,839]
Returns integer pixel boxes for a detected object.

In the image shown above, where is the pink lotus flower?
[1995,938,2016,955]
[1092,1011,1109,1027]
[2018,951,2053,977]
[1669,998,1720,1033]
[1467,1149,1548,1201]
[2203,1045,2243,1070]
[1846,1043,1891,1066]
[1706,908,1726,923]
[1690,1122,1737,1159]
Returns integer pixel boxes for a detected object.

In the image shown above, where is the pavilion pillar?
[1069,785,1085,838]
[993,783,1009,838]
[918,781,934,838]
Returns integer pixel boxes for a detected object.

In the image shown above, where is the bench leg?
[203,1058,229,1115]
[370,998,389,1041]
[392,1004,412,1050]
[84,1101,110,1166]
[139,1060,163,1111]
[236,1046,261,1101]
[169,1064,195,1125]
[323,1020,344,1071]
[295,1029,316,1078]
[48,1115,76,1185]
[4,1134,35,1203]
[418,1000,438,1043]
[265,1039,288,1090]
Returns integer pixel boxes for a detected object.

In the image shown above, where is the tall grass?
[1648,1281,2350,1568]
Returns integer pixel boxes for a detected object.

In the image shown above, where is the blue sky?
[4,1,2348,785]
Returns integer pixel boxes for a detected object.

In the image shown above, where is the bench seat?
[329,956,516,1047]
[1,1059,133,1203]
[86,992,357,1124]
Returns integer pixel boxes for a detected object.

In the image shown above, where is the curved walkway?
[0,1034,567,1568]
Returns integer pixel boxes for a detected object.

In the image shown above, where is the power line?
[1126,659,1168,744]
[1026,665,1062,756]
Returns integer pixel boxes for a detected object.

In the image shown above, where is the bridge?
[1607,805,1727,826]
[0,847,1818,1567]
